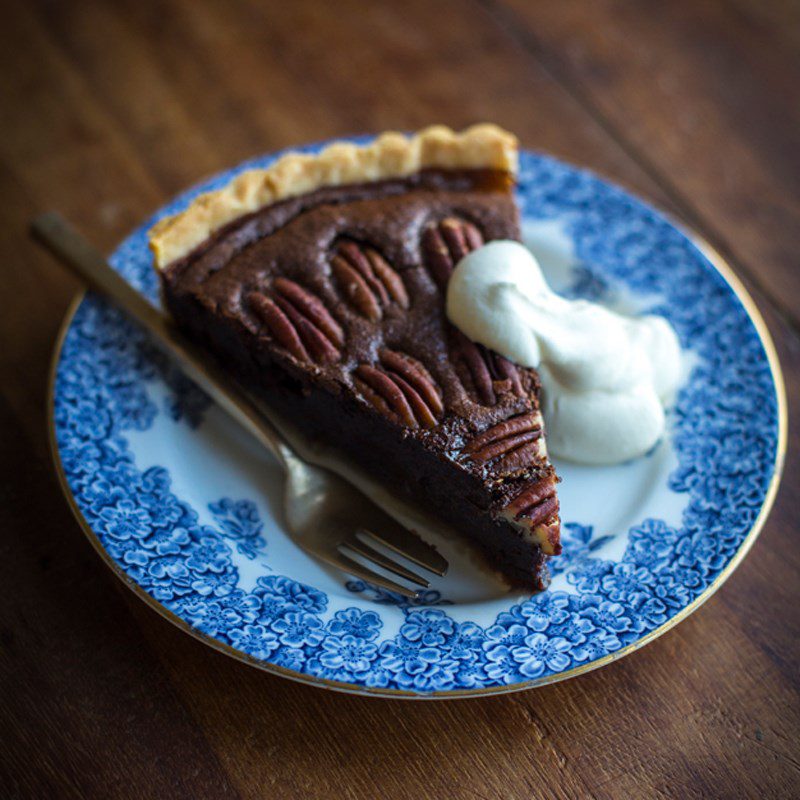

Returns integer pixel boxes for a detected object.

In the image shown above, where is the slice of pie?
[149,124,561,591]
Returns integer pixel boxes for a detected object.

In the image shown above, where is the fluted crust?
[149,124,518,268]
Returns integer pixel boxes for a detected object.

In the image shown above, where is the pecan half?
[451,329,523,406]
[463,412,543,475]
[501,474,561,555]
[332,241,409,322]
[354,351,443,429]
[249,278,344,364]
[379,349,444,419]
[421,217,483,289]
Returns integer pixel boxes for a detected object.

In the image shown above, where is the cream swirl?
[446,241,682,465]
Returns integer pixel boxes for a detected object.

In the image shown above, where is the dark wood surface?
[1,1,798,797]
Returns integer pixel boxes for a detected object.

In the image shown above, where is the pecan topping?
[464,412,543,475]
[332,241,409,322]
[379,349,444,419]
[498,472,561,555]
[451,329,523,406]
[421,217,483,288]
[505,475,560,531]
[354,350,443,429]
[249,278,344,364]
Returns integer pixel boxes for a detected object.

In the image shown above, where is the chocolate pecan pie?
[149,125,561,590]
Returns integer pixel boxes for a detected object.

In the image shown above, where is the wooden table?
[2,1,798,797]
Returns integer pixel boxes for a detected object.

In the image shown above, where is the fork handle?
[31,211,296,470]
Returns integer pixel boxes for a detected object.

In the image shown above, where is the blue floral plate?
[50,142,786,698]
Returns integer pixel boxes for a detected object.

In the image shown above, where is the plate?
[50,143,786,698]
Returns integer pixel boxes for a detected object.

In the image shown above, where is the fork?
[32,212,448,599]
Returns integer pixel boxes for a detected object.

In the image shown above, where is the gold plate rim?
[46,221,787,700]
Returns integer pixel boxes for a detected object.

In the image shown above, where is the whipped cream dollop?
[446,241,682,465]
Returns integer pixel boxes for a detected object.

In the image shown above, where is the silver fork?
[32,212,448,599]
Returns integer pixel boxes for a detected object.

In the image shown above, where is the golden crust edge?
[148,124,519,269]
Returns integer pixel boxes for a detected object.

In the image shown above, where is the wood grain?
[0,1,797,798]
[493,0,800,328]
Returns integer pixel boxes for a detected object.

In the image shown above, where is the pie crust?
[149,124,518,269]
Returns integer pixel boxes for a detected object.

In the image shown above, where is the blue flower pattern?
[345,579,452,609]
[208,498,266,559]
[549,522,613,577]
[53,148,780,693]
